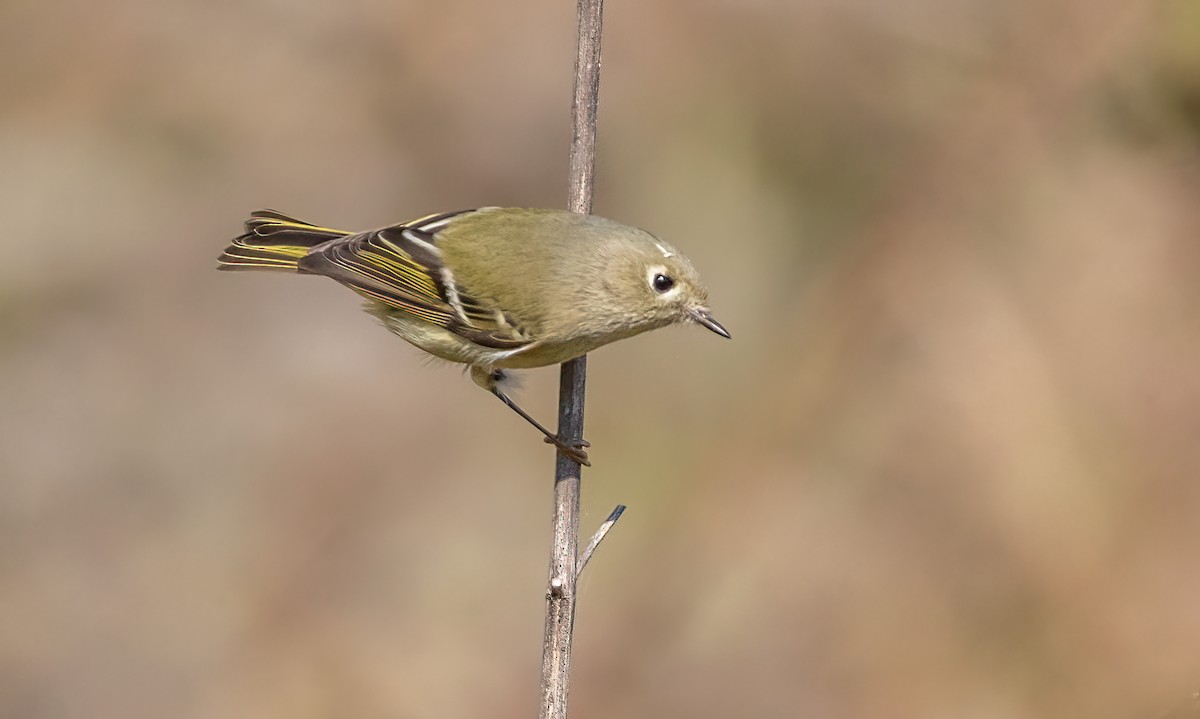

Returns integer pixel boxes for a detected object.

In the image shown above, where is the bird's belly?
[495,340,596,369]
[496,326,651,369]
[373,308,484,364]
[373,304,661,371]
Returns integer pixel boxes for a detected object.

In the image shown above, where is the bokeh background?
[3,0,1199,717]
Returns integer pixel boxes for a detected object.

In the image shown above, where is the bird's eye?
[652,273,675,293]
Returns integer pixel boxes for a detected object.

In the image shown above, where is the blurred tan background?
[2,0,1199,717]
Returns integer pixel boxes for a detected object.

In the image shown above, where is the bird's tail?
[217,210,354,272]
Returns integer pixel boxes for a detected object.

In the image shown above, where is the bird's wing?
[295,211,535,350]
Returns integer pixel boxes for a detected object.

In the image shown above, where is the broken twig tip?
[576,503,628,578]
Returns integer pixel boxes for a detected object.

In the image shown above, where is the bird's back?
[437,208,657,337]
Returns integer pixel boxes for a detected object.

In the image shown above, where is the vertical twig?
[539,1,605,718]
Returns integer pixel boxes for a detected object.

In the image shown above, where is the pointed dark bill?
[690,308,731,338]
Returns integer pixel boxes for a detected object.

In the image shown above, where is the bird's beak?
[690,308,731,339]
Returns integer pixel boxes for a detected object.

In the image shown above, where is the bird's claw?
[543,435,592,466]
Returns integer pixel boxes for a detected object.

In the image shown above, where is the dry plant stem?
[577,504,625,578]
[539,1,606,718]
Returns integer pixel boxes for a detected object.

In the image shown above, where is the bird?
[218,207,729,465]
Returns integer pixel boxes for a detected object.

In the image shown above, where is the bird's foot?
[544,436,591,466]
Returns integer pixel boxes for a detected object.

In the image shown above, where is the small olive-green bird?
[218,208,729,465]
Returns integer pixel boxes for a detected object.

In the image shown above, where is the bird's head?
[601,231,730,339]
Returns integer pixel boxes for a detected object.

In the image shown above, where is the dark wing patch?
[297,212,535,349]
[298,229,453,325]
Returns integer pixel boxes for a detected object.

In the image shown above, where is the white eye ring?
[647,265,679,297]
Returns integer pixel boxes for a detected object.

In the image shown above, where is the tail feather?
[218,210,354,272]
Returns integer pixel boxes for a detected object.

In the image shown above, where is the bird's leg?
[471,365,591,465]
[491,389,591,466]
